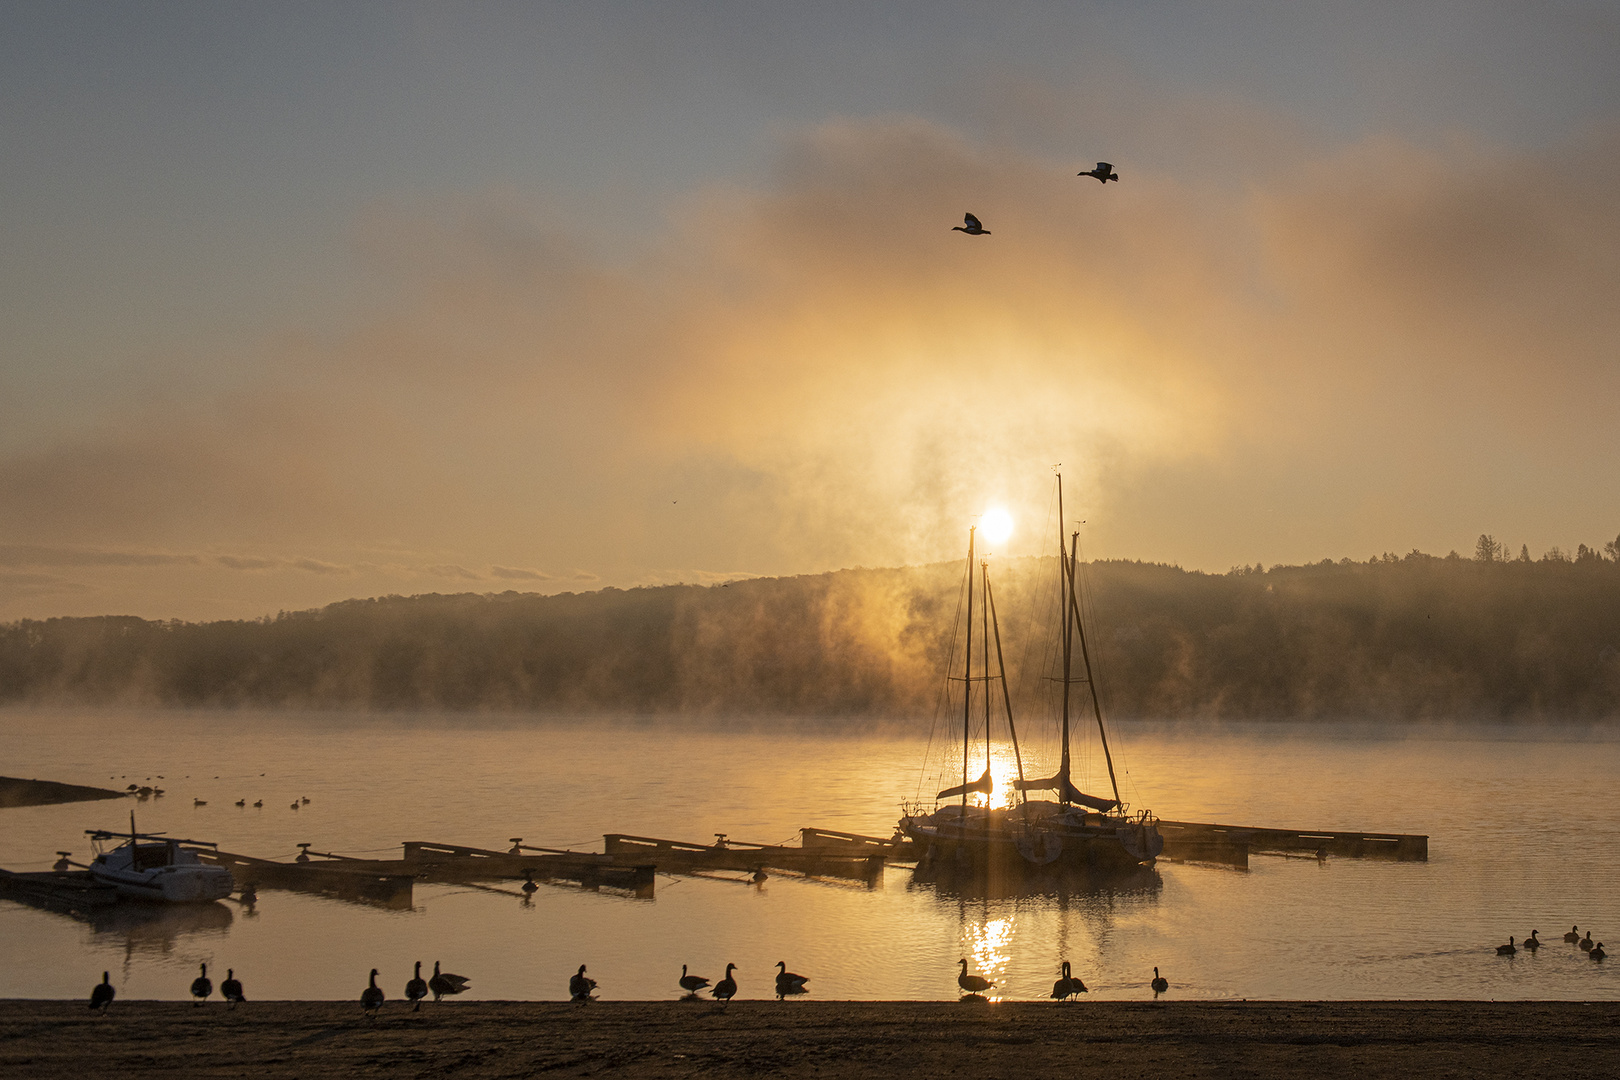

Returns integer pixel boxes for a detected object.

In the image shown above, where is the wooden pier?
[1157,820,1428,869]
[0,869,119,912]
[603,833,887,883]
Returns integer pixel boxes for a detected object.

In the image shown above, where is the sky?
[3,1,1619,621]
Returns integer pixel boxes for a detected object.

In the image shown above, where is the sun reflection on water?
[963,915,1013,1000]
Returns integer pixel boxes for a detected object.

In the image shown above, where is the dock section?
[1157,819,1428,868]
[603,833,887,883]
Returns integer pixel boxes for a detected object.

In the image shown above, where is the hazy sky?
[4,2,1619,620]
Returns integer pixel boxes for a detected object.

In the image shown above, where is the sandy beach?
[3,999,1616,1079]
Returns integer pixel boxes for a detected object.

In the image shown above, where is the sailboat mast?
[981,559,991,788]
[1068,531,1122,808]
[984,567,1027,800]
[1057,477,1072,805]
[961,527,975,810]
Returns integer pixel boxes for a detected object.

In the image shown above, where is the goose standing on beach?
[405,962,429,1010]
[1581,932,1595,952]
[89,972,114,1014]
[1051,961,1086,1000]
[679,965,710,997]
[957,959,994,996]
[775,961,809,999]
[1523,930,1541,951]
[1565,926,1581,943]
[361,969,384,1016]
[221,969,245,1007]
[190,963,212,1004]
[713,963,738,1006]
[429,961,469,1002]
[1151,967,1169,994]
[570,964,597,1003]
[1496,937,1517,955]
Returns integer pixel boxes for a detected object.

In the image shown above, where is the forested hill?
[4,549,1620,720]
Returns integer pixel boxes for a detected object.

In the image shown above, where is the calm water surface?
[2,709,1617,1002]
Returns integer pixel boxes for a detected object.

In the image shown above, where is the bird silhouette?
[1565,926,1581,943]
[190,963,212,1004]
[193,799,207,807]
[775,961,809,999]
[570,964,597,1003]
[521,869,539,895]
[1151,967,1169,994]
[252,800,262,808]
[1581,932,1595,952]
[1593,943,1607,961]
[1523,930,1541,951]
[1079,161,1119,183]
[1051,961,1086,1000]
[89,972,115,1015]
[957,958,993,996]
[679,964,710,997]
[1496,937,1517,956]
[952,212,991,236]
[405,962,429,1011]
[429,961,469,1002]
[234,799,245,808]
[361,969,384,1016]
[221,969,244,1007]
[713,963,738,1006]
[290,802,299,810]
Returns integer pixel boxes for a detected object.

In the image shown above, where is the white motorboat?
[85,814,235,903]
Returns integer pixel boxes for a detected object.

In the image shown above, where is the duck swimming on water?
[1592,943,1607,961]
[1151,967,1169,994]
[1523,930,1541,951]
[1496,937,1517,956]
[1581,932,1595,952]
[1565,926,1581,943]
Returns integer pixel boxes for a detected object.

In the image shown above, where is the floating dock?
[1157,820,1429,869]
[0,868,120,912]
[602,833,886,883]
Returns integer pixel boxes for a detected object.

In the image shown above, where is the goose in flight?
[957,958,993,996]
[952,213,991,235]
[1079,162,1119,183]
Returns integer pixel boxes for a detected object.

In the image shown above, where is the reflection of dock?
[200,850,416,909]
[1157,820,1429,869]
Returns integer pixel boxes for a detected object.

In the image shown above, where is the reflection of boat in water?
[0,869,232,951]
[85,814,235,903]
[901,476,1164,886]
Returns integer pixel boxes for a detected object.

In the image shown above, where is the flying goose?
[221,969,245,1007]
[89,972,115,1014]
[1151,967,1169,994]
[679,964,710,997]
[775,961,809,999]
[952,213,991,236]
[1496,937,1517,956]
[570,964,597,1003]
[429,961,469,1001]
[190,963,212,1004]
[405,962,429,1010]
[1079,162,1119,183]
[957,959,993,996]
[361,969,384,1016]
[713,963,738,1005]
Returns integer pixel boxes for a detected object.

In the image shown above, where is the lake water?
[2,709,1617,1003]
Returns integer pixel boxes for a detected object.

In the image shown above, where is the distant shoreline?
[0,776,125,809]
[4,999,1616,1079]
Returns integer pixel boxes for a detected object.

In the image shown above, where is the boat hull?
[901,803,1162,885]
[89,865,235,903]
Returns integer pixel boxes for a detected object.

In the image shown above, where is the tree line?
[3,543,1619,720]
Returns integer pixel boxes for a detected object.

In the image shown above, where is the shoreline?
[5,999,1617,1078]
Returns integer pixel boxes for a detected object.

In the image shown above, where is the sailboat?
[85,813,235,903]
[899,476,1163,881]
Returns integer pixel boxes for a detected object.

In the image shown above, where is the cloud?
[489,565,554,580]
[0,544,200,568]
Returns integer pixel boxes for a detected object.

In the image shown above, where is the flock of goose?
[1496,926,1606,960]
[951,160,1119,238]
[84,956,1172,1014]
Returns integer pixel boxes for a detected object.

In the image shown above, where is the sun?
[981,507,1014,547]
